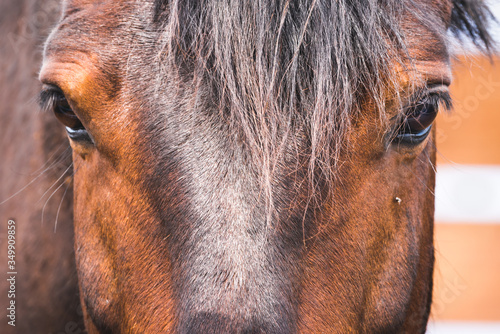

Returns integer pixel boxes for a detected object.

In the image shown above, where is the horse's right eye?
[39,87,94,144]
[52,94,83,130]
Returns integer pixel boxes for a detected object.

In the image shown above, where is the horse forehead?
[62,0,145,10]
[44,0,151,73]
[60,0,151,25]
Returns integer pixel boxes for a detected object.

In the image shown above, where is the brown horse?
[1,0,494,333]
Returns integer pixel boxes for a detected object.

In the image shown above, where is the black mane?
[451,0,495,51]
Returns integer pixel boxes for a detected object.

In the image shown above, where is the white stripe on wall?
[435,165,500,223]
[427,321,500,334]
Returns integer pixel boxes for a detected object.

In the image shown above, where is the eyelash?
[38,87,64,112]
[408,91,452,114]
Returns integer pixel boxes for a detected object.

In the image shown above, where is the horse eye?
[50,92,93,144]
[53,95,82,129]
[394,100,439,145]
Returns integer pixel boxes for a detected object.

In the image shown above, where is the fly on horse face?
[2,0,493,333]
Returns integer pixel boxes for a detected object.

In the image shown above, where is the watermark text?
[6,219,16,327]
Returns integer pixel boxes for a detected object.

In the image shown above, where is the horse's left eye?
[394,95,444,145]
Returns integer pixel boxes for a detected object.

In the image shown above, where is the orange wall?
[436,56,500,165]
[431,56,500,321]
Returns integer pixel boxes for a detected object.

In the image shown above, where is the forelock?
[149,0,494,207]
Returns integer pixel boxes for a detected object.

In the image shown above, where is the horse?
[1,0,494,333]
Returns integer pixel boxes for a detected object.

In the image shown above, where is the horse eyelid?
[406,90,453,114]
[38,87,67,112]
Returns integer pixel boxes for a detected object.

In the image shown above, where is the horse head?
[39,0,493,332]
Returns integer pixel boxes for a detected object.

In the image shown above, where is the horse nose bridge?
[157,140,304,331]
[169,208,301,333]
[180,312,292,334]
[173,218,297,328]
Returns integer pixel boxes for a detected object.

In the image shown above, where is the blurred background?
[427,1,500,333]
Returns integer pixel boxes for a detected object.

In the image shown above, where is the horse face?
[39,0,480,333]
